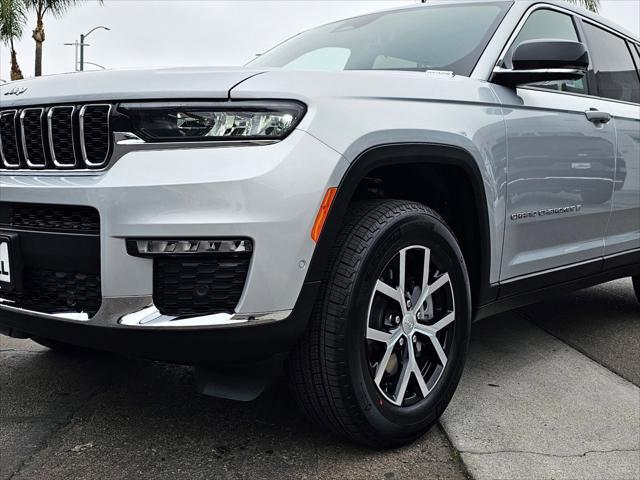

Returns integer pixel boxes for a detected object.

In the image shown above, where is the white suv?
[1,0,639,447]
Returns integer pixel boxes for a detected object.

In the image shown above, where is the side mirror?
[492,40,589,88]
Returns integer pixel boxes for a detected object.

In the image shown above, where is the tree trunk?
[10,50,24,81]
[32,16,45,77]
[9,39,24,81]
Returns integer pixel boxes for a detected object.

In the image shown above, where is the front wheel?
[288,200,471,448]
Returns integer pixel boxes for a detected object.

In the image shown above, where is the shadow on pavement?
[0,341,464,480]
[521,278,640,386]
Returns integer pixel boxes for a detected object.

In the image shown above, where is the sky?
[1,0,639,81]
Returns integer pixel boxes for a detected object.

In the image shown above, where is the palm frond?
[23,0,103,18]
[0,0,27,45]
[563,0,600,14]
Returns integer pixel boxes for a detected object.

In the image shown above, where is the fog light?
[127,239,253,257]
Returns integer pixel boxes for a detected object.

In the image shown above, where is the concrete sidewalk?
[441,288,640,479]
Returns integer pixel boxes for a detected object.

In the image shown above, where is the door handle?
[585,109,611,125]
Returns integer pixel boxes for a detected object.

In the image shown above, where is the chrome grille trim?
[20,108,47,168]
[0,110,20,168]
[47,106,77,168]
[0,103,113,172]
[79,104,112,168]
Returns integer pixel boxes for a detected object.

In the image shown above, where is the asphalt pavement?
[1,279,639,480]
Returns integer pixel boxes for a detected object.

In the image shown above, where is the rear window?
[249,2,511,76]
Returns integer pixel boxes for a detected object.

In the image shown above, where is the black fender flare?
[303,142,497,310]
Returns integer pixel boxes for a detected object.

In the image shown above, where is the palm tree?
[24,0,102,77]
[0,0,26,80]
[564,0,600,13]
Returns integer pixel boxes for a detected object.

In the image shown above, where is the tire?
[633,276,640,303]
[288,200,472,448]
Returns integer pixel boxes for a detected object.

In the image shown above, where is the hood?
[0,67,264,108]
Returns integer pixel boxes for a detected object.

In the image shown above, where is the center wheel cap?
[401,314,416,335]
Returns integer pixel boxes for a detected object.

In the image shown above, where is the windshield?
[249,2,511,76]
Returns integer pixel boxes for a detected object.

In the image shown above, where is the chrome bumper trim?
[0,296,291,329]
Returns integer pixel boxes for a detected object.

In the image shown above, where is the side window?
[505,9,587,94]
[582,23,640,104]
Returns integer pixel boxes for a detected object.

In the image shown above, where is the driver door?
[491,8,616,281]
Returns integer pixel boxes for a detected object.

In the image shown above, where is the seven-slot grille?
[0,104,112,170]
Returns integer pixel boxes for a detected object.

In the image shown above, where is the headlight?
[118,101,306,142]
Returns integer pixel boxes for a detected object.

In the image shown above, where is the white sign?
[0,241,11,284]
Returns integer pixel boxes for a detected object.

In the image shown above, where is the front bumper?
[0,283,319,363]
[0,129,345,361]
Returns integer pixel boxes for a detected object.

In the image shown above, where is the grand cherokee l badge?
[511,205,583,221]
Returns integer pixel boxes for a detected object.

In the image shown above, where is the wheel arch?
[306,143,498,311]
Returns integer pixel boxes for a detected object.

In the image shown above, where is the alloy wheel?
[366,245,456,407]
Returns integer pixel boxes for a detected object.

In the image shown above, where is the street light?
[65,26,110,72]
[80,26,110,71]
[83,61,106,70]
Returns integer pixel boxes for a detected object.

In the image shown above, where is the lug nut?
[395,316,401,325]
[406,300,412,309]
[399,338,405,347]
[412,335,417,343]
[417,312,422,320]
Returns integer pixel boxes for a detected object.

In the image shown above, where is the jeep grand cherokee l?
[1,0,639,447]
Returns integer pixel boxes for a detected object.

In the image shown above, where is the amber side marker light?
[311,187,338,242]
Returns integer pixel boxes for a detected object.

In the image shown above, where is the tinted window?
[250,2,510,76]
[505,9,587,94]
[583,22,640,104]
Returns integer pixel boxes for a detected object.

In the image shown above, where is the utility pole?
[80,34,86,71]
[79,26,110,71]
[64,40,81,71]
[65,26,110,72]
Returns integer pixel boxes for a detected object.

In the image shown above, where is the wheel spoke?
[366,326,393,344]
[430,312,455,333]
[394,358,412,405]
[412,272,452,314]
[414,364,430,397]
[399,249,407,311]
[430,336,448,367]
[414,323,435,337]
[407,340,430,398]
[429,273,451,296]
[422,248,431,294]
[375,280,404,312]
[373,330,401,385]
